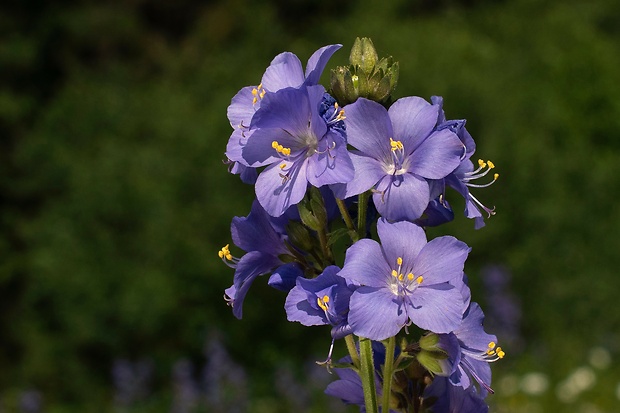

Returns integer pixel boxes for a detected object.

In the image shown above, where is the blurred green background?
[1,0,619,411]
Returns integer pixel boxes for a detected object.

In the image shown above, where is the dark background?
[1,0,619,411]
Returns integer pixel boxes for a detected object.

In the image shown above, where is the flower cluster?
[220,38,502,413]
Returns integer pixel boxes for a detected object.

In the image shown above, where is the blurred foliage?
[1,0,619,411]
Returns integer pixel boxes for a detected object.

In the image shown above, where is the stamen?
[416,276,423,284]
[397,257,403,266]
[390,138,404,151]
[218,244,233,261]
[272,140,291,156]
[407,273,414,281]
[317,295,330,312]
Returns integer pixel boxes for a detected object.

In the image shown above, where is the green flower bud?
[329,38,399,106]
[418,332,441,352]
[416,349,449,376]
[286,221,314,251]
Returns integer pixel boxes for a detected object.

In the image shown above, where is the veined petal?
[304,44,342,85]
[408,129,464,179]
[407,284,465,333]
[348,286,407,340]
[231,200,285,254]
[226,128,251,164]
[412,236,470,284]
[250,87,312,138]
[227,86,257,129]
[307,84,328,140]
[344,98,393,161]
[306,134,354,187]
[388,96,439,152]
[241,127,292,167]
[230,251,280,319]
[339,153,385,198]
[376,219,427,266]
[285,282,327,326]
[455,303,497,351]
[261,52,305,91]
[372,173,430,222]
[255,160,308,217]
[338,239,391,288]
[268,262,303,292]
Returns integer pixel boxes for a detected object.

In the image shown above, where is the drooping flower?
[435,302,504,397]
[429,96,499,229]
[241,85,354,216]
[338,219,470,341]
[332,96,464,222]
[225,45,342,183]
[285,265,355,339]
[221,200,303,319]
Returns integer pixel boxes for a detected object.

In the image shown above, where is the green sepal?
[418,332,441,352]
[286,221,314,251]
[416,350,449,376]
[297,201,321,231]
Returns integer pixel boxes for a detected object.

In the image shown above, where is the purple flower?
[241,85,354,216]
[225,45,342,184]
[221,200,303,319]
[338,219,470,341]
[430,96,498,229]
[333,97,463,222]
[437,302,504,397]
[425,376,489,413]
[285,265,355,339]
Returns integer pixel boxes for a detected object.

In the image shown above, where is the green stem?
[357,191,370,239]
[344,334,360,369]
[336,198,356,233]
[317,225,333,264]
[381,336,396,413]
[359,337,379,413]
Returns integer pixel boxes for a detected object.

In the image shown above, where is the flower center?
[388,256,423,296]
[385,138,408,175]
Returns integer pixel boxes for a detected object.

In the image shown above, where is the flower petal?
[348,286,407,340]
[306,133,355,187]
[231,200,285,254]
[376,219,427,267]
[388,96,439,152]
[335,153,385,199]
[255,160,308,217]
[407,284,465,333]
[227,86,258,128]
[412,236,470,284]
[261,52,305,91]
[372,173,430,221]
[338,239,391,288]
[250,87,311,138]
[409,129,464,179]
[230,251,280,319]
[344,98,393,161]
[304,44,342,85]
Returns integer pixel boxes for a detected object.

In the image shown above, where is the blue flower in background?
[338,219,470,340]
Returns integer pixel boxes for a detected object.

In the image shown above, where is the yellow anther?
[398,274,404,281]
[391,269,398,277]
[259,89,266,99]
[252,97,258,105]
[251,88,258,96]
[416,276,424,284]
[487,160,495,169]
[280,163,287,170]
[478,159,487,168]
[272,141,291,156]
[496,348,505,359]
[390,138,404,151]
[407,273,414,281]
[494,173,499,180]
[317,295,330,312]
[218,244,232,261]
[488,342,496,349]
[336,109,346,121]
[397,257,403,266]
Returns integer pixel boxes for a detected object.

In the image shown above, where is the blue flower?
[338,219,470,340]
[284,265,355,339]
[225,45,342,184]
[333,97,464,222]
[436,302,504,397]
[425,376,489,413]
[221,200,303,319]
[241,85,354,216]
[429,96,498,229]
